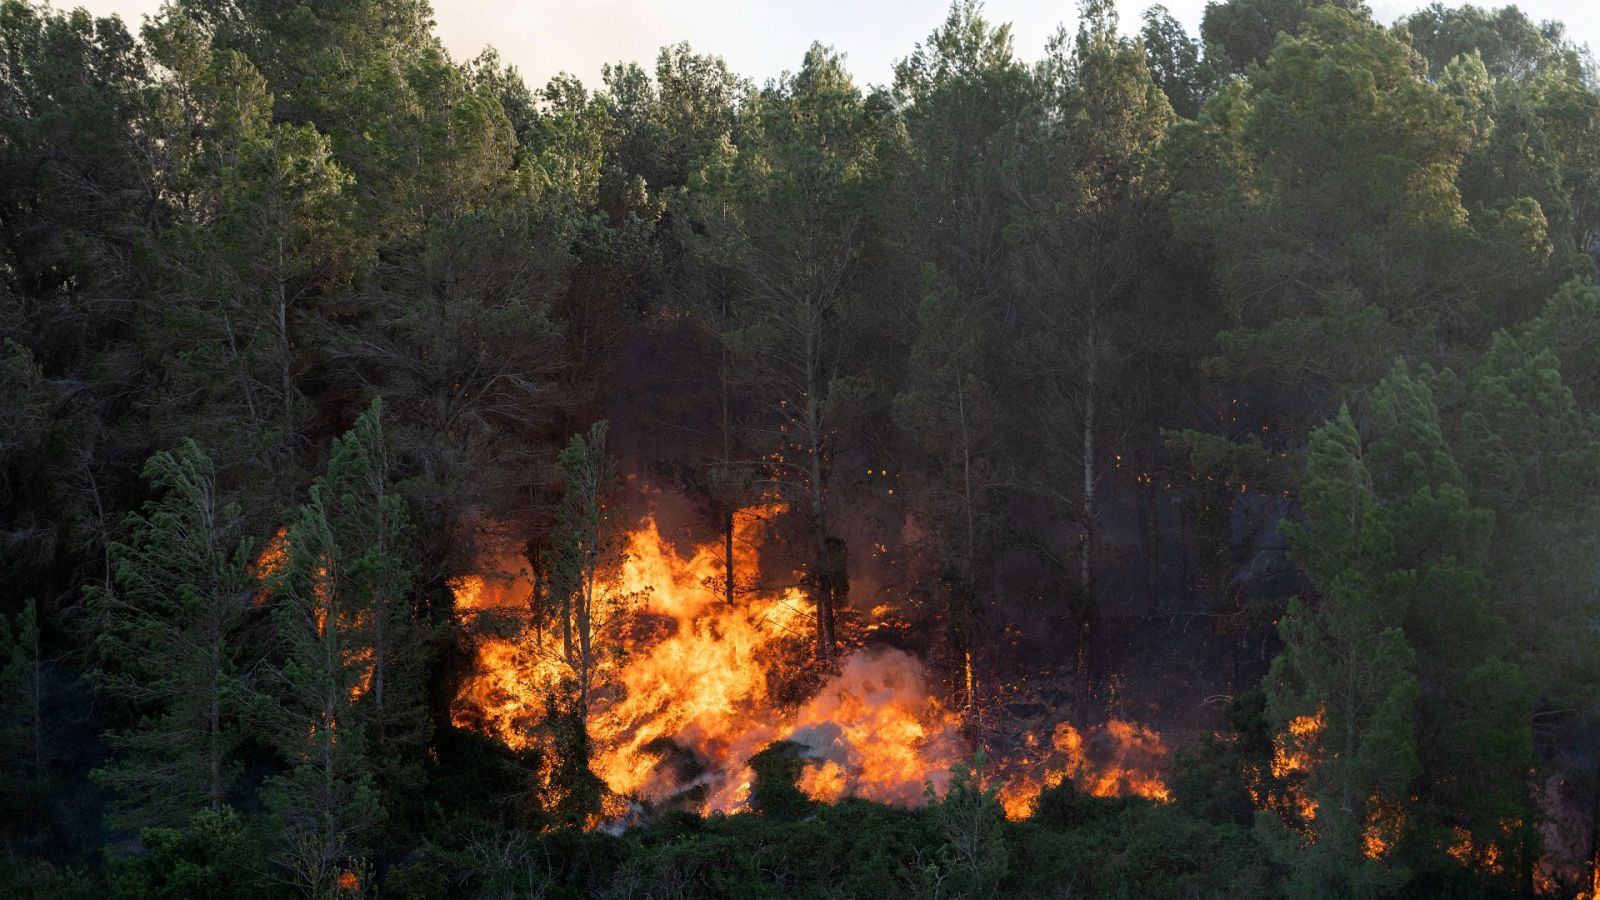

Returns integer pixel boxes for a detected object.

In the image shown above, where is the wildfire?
[1361,795,1404,861]
[452,506,969,817]
[451,500,1173,824]
[1446,826,1505,874]
[996,719,1171,819]
[1269,710,1324,824]
[251,526,289,605]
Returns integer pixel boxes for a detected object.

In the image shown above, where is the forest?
[3,0,1600,896]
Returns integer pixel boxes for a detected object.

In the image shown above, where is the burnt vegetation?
[3,0,1600,897]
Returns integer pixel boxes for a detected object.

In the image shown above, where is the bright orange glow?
[1446,826,1506,873]
[1272,711,1324,779]
[452,507,968,816]
[1361,796,1403,860]
[1270,710,1324,825]
[452,503,1171,823]
[251,526,289,604]
[996,719,1172,820]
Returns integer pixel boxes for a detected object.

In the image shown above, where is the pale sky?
[67,1,1600,91]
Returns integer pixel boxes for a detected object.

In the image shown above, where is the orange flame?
[452,507,969,816]
[996,718,1171,819]
[1446,825,1507,873]
[452,503,1171,823]
[251,526,289,605]
[1269,710,1323,825]
[1361,795,1404,860]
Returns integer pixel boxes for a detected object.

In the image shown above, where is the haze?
[69,0,1599,89]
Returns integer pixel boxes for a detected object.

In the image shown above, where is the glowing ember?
[1271,710,1323,824]
[1446,825,1506,874]
[996,718,1172,819]
[1361,796,1403,860]
[251,526,289,605]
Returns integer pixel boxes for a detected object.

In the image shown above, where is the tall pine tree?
[263,398,418,894]
[85,440,258,827]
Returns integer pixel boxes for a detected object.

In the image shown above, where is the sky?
[68,1,1600,91]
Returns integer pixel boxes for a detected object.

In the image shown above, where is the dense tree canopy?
[3,0,1600,897]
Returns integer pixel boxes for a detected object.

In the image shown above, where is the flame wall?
[450,503,1171,821]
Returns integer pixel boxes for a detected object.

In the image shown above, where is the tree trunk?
[724,507,736,606]
[1077,330,1098,715]
[577,563,594,726]
[956,371,977,581]
[720,295,737,607]
[956,372,979,724]
[209,639,222,811]
[812,531,837,663]
[1140,474,1161,610]
[277,234,292,439]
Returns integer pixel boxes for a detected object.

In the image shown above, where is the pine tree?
[675,44,892,663]
[262,398,417,894]
[1170,6,1560,412]
[1262,405,1421,898]
[547,421,632,725]
[893,265,1006,718]
[84,440,258,827]
[1265,364,1539,895]
[1008,0,1174,708]
[0,599,47,828]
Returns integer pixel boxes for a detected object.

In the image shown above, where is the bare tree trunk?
[1140,474,1160,610]
[811,524,836,663]
[576,498,599,726]
[530,554,546,645]
[720,298,736,608]
[209,638,223,811]
[29,637,42,784]
[1077,330,1097,715]
[957,372,977,581]
[804,305,836,663]
[559,590,574,677]
[277,234,292,441]
[724,507,736,606]
[222,312,259,424]
[371,474,387,723]
[1585,778,1600,900]
[956,371,979,722]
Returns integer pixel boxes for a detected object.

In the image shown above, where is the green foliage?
[1200,0,1368,73]
[1172,6,1568,411]
[5,0,1600,896]
[924,749,1008,898]
[263,399,413,894]
[1142,4,1223,118]
[748,740,815,821]
[547,421,632,719]
[0,597,47,834]
[1266,406,1423,897]
[1396,2,1571,80]
[84,440,258,828]
[674,41,894,660]
[542,690,606,829]
[107,807,278,900]
[1269,361,1544,895]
